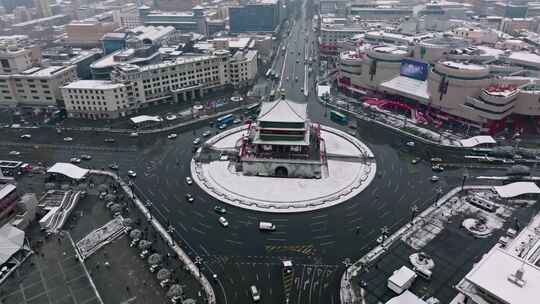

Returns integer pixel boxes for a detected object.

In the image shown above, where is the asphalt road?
[0,2,522,304]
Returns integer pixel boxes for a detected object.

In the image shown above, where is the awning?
[130,115,163,124]
[493,182,540,198]
[459,135,496,147]
[379,76,429,102]
[0,224,25,265]
[47,163,89,180]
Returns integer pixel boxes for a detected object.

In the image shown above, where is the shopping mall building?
[335,32,540,134]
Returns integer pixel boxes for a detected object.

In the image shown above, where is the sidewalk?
[321,98,467,150]
[90,170,216,304]
[55,102,252,135]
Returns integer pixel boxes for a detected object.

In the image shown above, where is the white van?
[250,285,260,302]
[259,222,276,231]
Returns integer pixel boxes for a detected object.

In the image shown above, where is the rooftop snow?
[492,182,540,198]
[459,135,496,147]
[130,115,163,124]
[464,246,540,304]
[63,80,124,90]
[380,76,429,101]
[258,98,307,123]
[47,163,89,180]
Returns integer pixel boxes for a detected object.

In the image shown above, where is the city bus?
[330,110,348,125]
[216,114,235,126]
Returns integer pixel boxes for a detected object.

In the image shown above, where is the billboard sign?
[400,59,429,81]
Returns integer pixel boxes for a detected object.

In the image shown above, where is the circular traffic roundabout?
[191,124,377,213]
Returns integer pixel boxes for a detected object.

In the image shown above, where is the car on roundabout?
[70,157,81,164]
[186,176,193,185]
[218,216,229,227]
[63,137,73,142]
[109,163,119,170]
[218,124,227,130]
[193,137,201,145]
[167,133,177,139]
[202,130,211,137]
[127,170,137,178]
[81,154,92,160]
[430,176,440,182]
[8,151,20,156]
[233,118,242,124]
[214,206,226,214]
[185,193,194,202]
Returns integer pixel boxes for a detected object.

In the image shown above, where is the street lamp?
[195,256,202,277]
[342,258,352,281]
[410,204,419,222]
[461,172,469,191]
[435,187,443,205]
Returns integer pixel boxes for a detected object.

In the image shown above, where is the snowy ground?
[193,125,377,212]
[211,128,246,149]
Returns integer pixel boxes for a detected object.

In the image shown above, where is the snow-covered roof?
[47,163,89,180]
[459,135,496,147]
[385,291,427,304]
[0,224,25,265]
[130,115,163,124]
[464,246,540,304]
[0,184,16,200]
[380,76,429,102]
[258,98,307,123]
[63,80,125,90]
[388,266,416,287]
[493,182,540,198]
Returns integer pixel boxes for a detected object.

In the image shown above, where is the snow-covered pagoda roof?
[258,97,307,124]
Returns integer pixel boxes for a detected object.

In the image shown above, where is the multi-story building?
[63,50,258,119]
[0,45,32,74]
[0,65,77,107]
[229,0,280,33]
[65,19,121,48]
[319,0,349,16]
[348,6,413,20]
[34,0,52,18]
[335,32,540,133]
[320,24,366,47]
[454,211,540,304]
[139,6,207,34]
[229,50,258,87]
[494,2,528,18]
[153,0,196,11]
[62,80,131,119]
[420,1,469,31]
[41,48,102,79]
[109,52,231,106]
[112,8,141,29]
[10,14,70,35]
[90,45,162,80]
